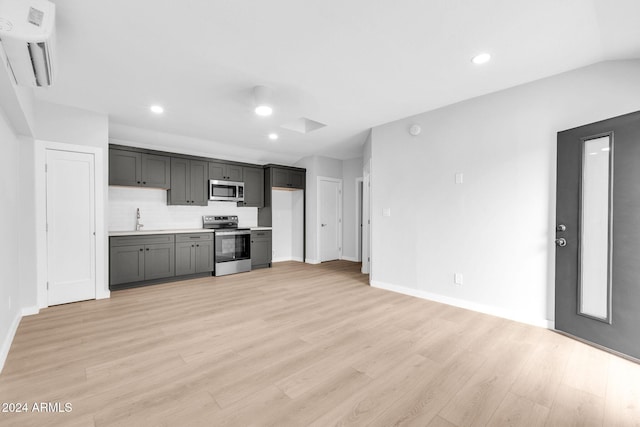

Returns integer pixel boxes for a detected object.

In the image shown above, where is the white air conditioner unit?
[0,0,55,87]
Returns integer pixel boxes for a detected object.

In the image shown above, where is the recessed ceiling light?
[255,105,273,116]
[150,105,164,114]
[471,53,491,65]
[268,133,278,140]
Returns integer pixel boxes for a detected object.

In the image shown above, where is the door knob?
[556,224,567,232]
[321,223,327,227]
[555,238,567,247]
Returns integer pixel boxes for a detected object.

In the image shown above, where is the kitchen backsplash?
[109,187,258,231]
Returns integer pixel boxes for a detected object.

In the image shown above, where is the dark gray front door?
[556,110,640,360]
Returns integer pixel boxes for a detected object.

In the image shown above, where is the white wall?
[0,43,36,137]
[342,157,363,261]
[0,106,24,372]
[296,155,343,263]
[296,154,363,263]
[271,190,304,262]
[18,138,37,312]
[110,124,301,166]
[295,156,315,262]
[370,60,640,327]
[109,187,258,230]
[32,101,110,308]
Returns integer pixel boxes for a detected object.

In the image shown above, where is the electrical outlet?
[454,273,463,285]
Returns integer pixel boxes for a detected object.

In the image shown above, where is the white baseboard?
[21,306,39,316]
[0,311,21,374]
[340,256,360,262]
[272,257,304,263]
[305,258,321,265]
[96,290,110,300]
[371,280,553,329]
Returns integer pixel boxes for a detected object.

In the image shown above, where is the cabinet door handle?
[143,181,146,185]
[146,248,149,251]
[139,248,143,252]
[196,244,199,247]
[137,181,141,184]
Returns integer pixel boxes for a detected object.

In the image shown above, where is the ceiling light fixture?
[150,105,164,114]
[471,53,491,65]
[268,133,278,140]
[253,85,273,116]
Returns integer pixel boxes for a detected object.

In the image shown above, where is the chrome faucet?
[136,208,144,231]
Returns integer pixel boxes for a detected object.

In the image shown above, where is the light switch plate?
[454,273,463,285]
[383,208,391,217]
[455,173,464,184]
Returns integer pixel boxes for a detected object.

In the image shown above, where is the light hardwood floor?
[1,261,639,426]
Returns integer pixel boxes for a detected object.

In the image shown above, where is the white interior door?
[46,149,96,305]
[362,171,370,274]
[319,178,341,262]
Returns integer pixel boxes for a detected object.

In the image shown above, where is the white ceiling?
[35,0,640,164]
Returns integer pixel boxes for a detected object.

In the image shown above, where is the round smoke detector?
[409,124,421,136]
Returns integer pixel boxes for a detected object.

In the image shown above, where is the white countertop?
[109,228,215,237]
[109,226,272,236]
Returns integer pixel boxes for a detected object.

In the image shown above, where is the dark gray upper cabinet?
[141,154,171,188]
[240,166,264,208]
[168,157,189,205]
[271,167,305,189]
[109,149,170,188]
[251,230,272,269]
[109,149,140,186]
[168,158,208,206]
[190,160,208,205]
[209,161,243,182]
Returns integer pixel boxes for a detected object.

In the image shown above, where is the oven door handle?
[215,230,251,236]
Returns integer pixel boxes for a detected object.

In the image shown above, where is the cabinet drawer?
[175,233,213,242]
[251,230,272,238]
[110,234,175,247]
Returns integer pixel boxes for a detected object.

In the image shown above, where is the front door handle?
[555,238,567,247]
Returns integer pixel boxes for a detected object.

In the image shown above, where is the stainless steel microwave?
[209,180,244,202]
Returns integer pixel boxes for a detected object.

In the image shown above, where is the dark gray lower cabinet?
[175,233,214,275]
[110,235,175,285]
[144,243,175,280]
[110,233,214,289]
[251,230,272,269]
[110,245,145,284]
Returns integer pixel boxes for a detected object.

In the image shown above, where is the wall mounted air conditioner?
[0,0,55,87]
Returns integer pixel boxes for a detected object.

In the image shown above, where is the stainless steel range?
[202,215,251,276]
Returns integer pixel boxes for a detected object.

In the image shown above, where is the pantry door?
[46,149,96,305]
